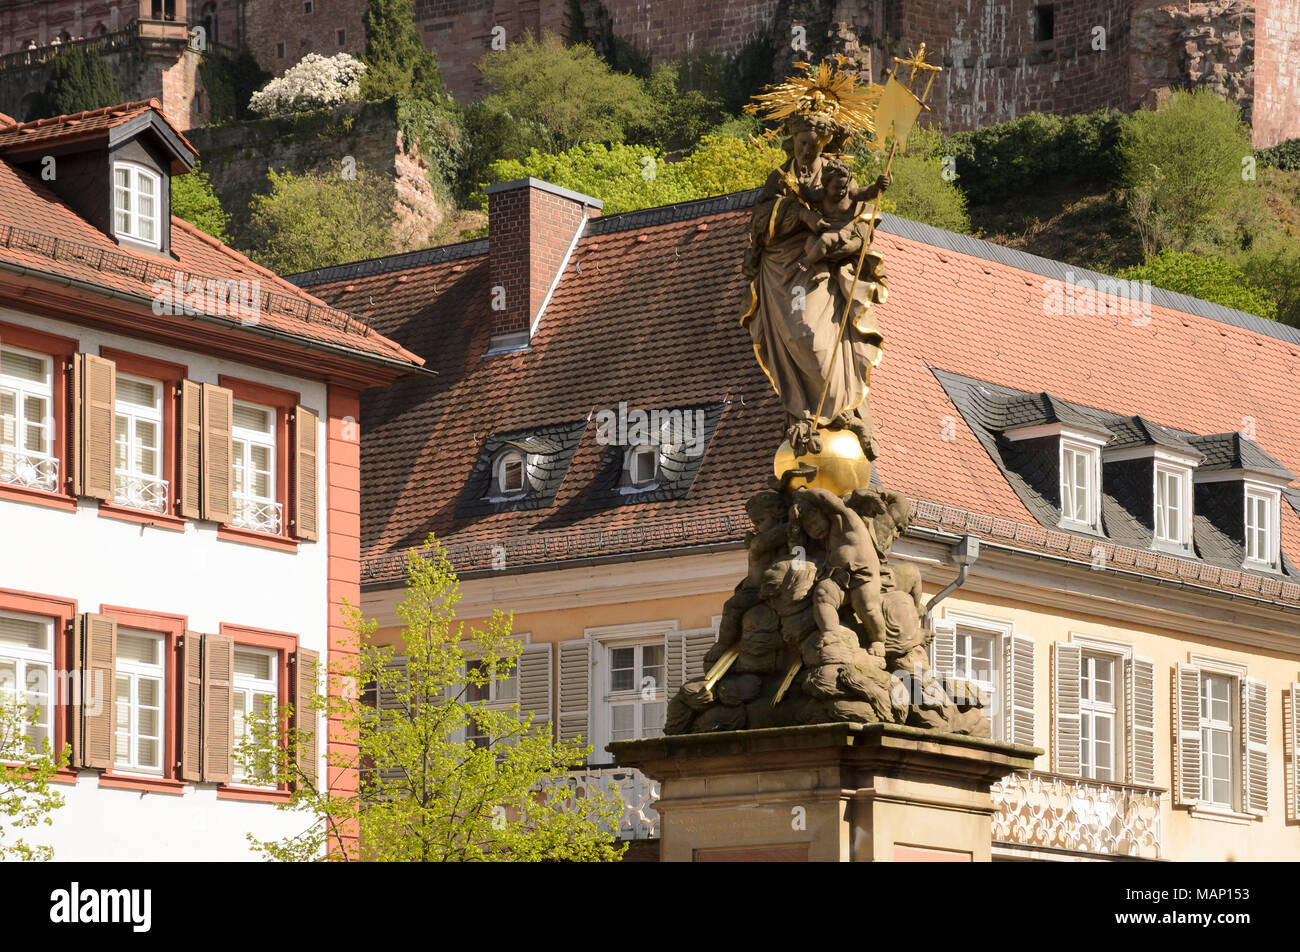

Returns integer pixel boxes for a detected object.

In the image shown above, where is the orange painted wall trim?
[0,587,77,770]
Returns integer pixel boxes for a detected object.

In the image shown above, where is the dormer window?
[113,162,161,248]
[1243,484,1280,570]
[1059,438,1100,530]
[1153,463,1192,547]
[626,444,659,489]
[494,449,526,496]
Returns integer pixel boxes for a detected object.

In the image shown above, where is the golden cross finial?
[892,44,942,103]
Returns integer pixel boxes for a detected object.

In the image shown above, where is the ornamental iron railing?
[0,448,58,493]
[991,770,1163,859]
[231,496,283,534]
[114,471,168,513]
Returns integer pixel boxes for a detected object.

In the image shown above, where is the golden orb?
[773,429,872,496]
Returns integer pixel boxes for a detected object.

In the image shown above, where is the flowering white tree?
[249,53,367,116]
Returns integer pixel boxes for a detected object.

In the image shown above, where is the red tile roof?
[0,154,422,368]
[0,99,197,157]
[299,192,1300,607]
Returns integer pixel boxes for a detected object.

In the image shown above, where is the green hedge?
[1257,137,1300,171]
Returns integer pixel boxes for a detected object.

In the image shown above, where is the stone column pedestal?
[610,723,1039,862]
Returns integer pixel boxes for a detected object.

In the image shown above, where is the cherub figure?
[790,486,888,655]
[708,491,790,666]
[794,158,891,274]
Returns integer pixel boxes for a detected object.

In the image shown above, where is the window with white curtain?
[0,346,56,492]
[114,630,165,775]
[113,162,161,247]
[604,642,666,743]
[114,373,167,512]
[0,612,53,754]
[1199,672,1235,808]
[231,401,280,533]
[232,647,278,784]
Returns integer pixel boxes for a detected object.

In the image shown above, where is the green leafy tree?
[1120,90,1253,253]
[677,134,784,198]
[1119,250,1277,318]
[456,98,549,201]
[361,0,445,101]
[855,127,971,234]
[246,164,396,274]
[171,162,230,242]
[0,697,68,861]
[477,32,656,152]
[236,536,626,862]
[28,48,122,120]
[630,64,728,152]
[489,142,698,214]
[1237,241,1300,327]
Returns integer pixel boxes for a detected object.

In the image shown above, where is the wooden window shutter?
[292,405,319,542]
[1174,663,1202,806]
[179,631,203,781]
[1005,632,1036,747]
[177,380,203,519]
[374,656,408,789]
[1126,655,1157,786]
[683,628,717,687]
[1290,684,1300,822]
[556,638,590,753]
[930,623,956,676]
[200,383,233,522]
[66,354,82,496]
[1051,642,1081,776]
[1242,676,1268,816]
[202,632,234,784]
[79,353,116,500]
[517,643,553,732]
[665,632,684,695]
[68,615,83,765]
[293,647,320,787]
[78,612,117,769]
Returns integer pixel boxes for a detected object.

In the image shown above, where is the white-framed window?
[1243,485,1280,569]
[953,625,1000,737]
[626,444,659,489]
[1080,651,1119,781]
[114,373,167,513]
[231,401,281,534]
[114,629,165,775]
[1199,672,1235,808]
[113,162,161,247]
[0,612,54,754]
[493,449,526,497]
[1060,439,1099,529]
[0,345,57,493]
[232,646,278,785]
[464,657,518,749]
[1153,463,1191,547]
[605,641,666,743]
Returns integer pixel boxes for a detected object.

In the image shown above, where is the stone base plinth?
[610,723,1039,862]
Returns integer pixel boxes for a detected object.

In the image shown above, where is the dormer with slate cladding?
[1103,417,1204,556]
[1190,433,1296,574]
[0,100,196,258]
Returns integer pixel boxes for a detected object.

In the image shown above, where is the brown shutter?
[292,405,319,542]
[293,647,320,786]
[79,612,117,770]
[177,380,203,519]
[202,632,234,783]
[200,383,232,522]
[79,354,116,500]
[68,615,83,765]
[180,631,204,781]
[66,354,82,496]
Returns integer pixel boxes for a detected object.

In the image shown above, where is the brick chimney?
[485,178,602,350]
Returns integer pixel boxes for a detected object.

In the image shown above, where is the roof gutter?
[0,259,436,379]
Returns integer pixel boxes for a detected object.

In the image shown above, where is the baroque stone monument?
[612,54,1041,862]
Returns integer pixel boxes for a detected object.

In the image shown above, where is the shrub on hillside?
[487,143,697,214]
[28,47,122,120]
[248,53,366,116]
[1256,137,1300,172]
[171,162,230,242]
[1119,250,1276,318]
[199,47,270,123]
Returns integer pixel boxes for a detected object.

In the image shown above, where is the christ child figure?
[794,159,890,273]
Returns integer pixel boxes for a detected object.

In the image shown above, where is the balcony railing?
[558,766,660,840]
[231,496,283,534]
[0,449,59,493]
[991,770,1164,859]
[113,472,168,513]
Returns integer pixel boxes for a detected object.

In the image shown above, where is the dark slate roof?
[998,392,1113,434]
[456,420,588,518]
[1107,416,1203,457]
[584,403,727,509]
[1189,433,1297,480]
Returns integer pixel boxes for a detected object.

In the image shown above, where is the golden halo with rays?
[744,56,881,144]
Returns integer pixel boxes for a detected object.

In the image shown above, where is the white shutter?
[665,632,685,694]
[518,643,553,733]
[556,638,591,754]
[1005,632,1035,747]
[376,656,408,787]
[1290,683,1300,822]
[1051,642,1081,776]
[1243,675,1268,816]
[1126,655,1156,786]
[683,628,717,686]
[1174,663,1202,806]
[930,622,955,676]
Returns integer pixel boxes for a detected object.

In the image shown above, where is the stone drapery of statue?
[664,485,989,737]
[741,110,891,463]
